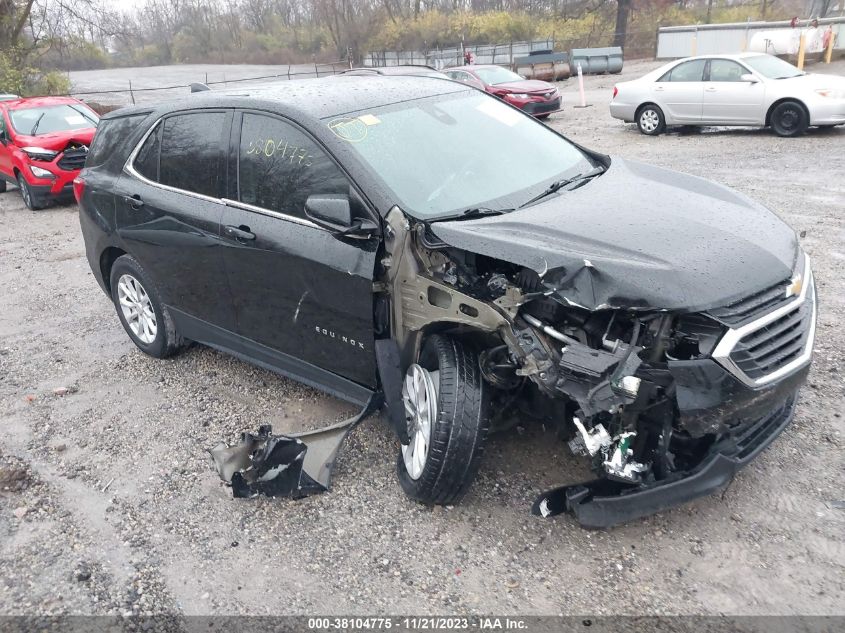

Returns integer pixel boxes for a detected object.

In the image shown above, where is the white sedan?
[610,53,845,136]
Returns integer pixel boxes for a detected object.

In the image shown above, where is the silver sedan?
[610,53,845,137]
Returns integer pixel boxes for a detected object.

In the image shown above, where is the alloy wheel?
[401,364,439,480]
[117,273,157,344]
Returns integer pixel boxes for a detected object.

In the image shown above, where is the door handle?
[705,87,717,92]
[655,86,664,91]
[224,224,256,241]
[125,194,144,210]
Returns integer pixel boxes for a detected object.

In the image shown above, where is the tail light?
[72,176,85,203]
[612,86,618,99]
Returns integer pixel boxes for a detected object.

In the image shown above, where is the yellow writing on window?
[244,138,313,166]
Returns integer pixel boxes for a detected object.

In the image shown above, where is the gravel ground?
[1,59,844,618]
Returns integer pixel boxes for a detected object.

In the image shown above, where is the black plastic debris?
[209,394,380,499]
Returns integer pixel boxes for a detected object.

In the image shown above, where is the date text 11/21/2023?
[306,617,528,630]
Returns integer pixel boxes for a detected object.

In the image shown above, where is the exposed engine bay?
[377,207,810,525]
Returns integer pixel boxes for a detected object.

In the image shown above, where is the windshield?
[9,104,99,136]
[473,67,524,85]
[329,93,595,219]
[743,54,804,79]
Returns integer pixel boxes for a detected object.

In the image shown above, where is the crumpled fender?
[209,393,382,498]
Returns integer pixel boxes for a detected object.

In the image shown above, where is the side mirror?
[740,73,759,83]
[305,194,352,229]
[304,194,379,239]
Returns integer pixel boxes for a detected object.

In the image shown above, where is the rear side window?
[86,113,149,168]
[237,113,349,218]
[659,59,706,82]
[159,112,226,197]
[133,122,161,182]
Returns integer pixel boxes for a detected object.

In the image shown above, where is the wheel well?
[636,102,662,119]
[99,247,126,294]
[766,98,809,126]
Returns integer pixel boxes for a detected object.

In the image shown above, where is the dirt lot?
[1,59,844,618]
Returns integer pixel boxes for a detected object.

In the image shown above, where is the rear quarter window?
[86,113,150,168]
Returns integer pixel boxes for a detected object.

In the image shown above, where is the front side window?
[158,112,226,197]
[709,59,746,82]
[330,92,595,220]
[9,103,99,136]
[659,59,706,82]
[238,113,349,218]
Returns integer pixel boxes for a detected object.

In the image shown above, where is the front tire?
[397,335,489,505]
[770,101,808,137]
[17,173,45,210]
[109,254,183,359]
[636,104,665,136]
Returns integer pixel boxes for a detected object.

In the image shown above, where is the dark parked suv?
[78,76,815,527]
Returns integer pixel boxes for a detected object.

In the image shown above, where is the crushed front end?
[386,210,816,527]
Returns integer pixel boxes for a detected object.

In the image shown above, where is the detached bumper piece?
[523,99,562,116]
[209,394,380,499]
[533,397,796,528]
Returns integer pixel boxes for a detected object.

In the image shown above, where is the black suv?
[78,76,816,527]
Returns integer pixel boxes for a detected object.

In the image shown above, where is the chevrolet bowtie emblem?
[785,274,803,298]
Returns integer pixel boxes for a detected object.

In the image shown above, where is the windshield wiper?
[518,165,606,209]
[430,206,513,222]
[30,112,46,136]
[67,104,98,126]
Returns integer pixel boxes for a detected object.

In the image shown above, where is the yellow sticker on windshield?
[328,117,368,142]
[358,114,381,126]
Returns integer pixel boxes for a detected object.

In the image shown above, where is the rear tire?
[396,335,489,505]
[770,101,808,137]
[17,173,45,210]
[636,104,665,136]
[109,254,183,359]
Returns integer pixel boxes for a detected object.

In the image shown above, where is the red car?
[444,64,561,118]
[0,96,99,209]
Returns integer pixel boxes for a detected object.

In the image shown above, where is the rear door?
[218,110,379,395]
[115,109,237,332]
[653,59,706,123]
[701,58,766,124]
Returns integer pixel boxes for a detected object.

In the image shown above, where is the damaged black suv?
[78,76,816,528]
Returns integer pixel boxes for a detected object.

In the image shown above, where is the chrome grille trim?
[712,254,815,388]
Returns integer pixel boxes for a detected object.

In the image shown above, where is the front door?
[701,59,766,124]
[654,59,706,123]
[114,110,237,332]
[0,112,13,180]
[219,110,378,392]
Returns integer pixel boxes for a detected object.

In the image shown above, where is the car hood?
[430,157,799,313]
[492,80,555,93]
[775,72,845,90]
[14,127,95,151]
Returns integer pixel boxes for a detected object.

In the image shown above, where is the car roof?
[672,53,766,62]
[342,65,443,76]
[1,95,84,110]
[134,75,469,123]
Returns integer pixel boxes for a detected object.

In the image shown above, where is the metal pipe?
[522,314,581,346]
